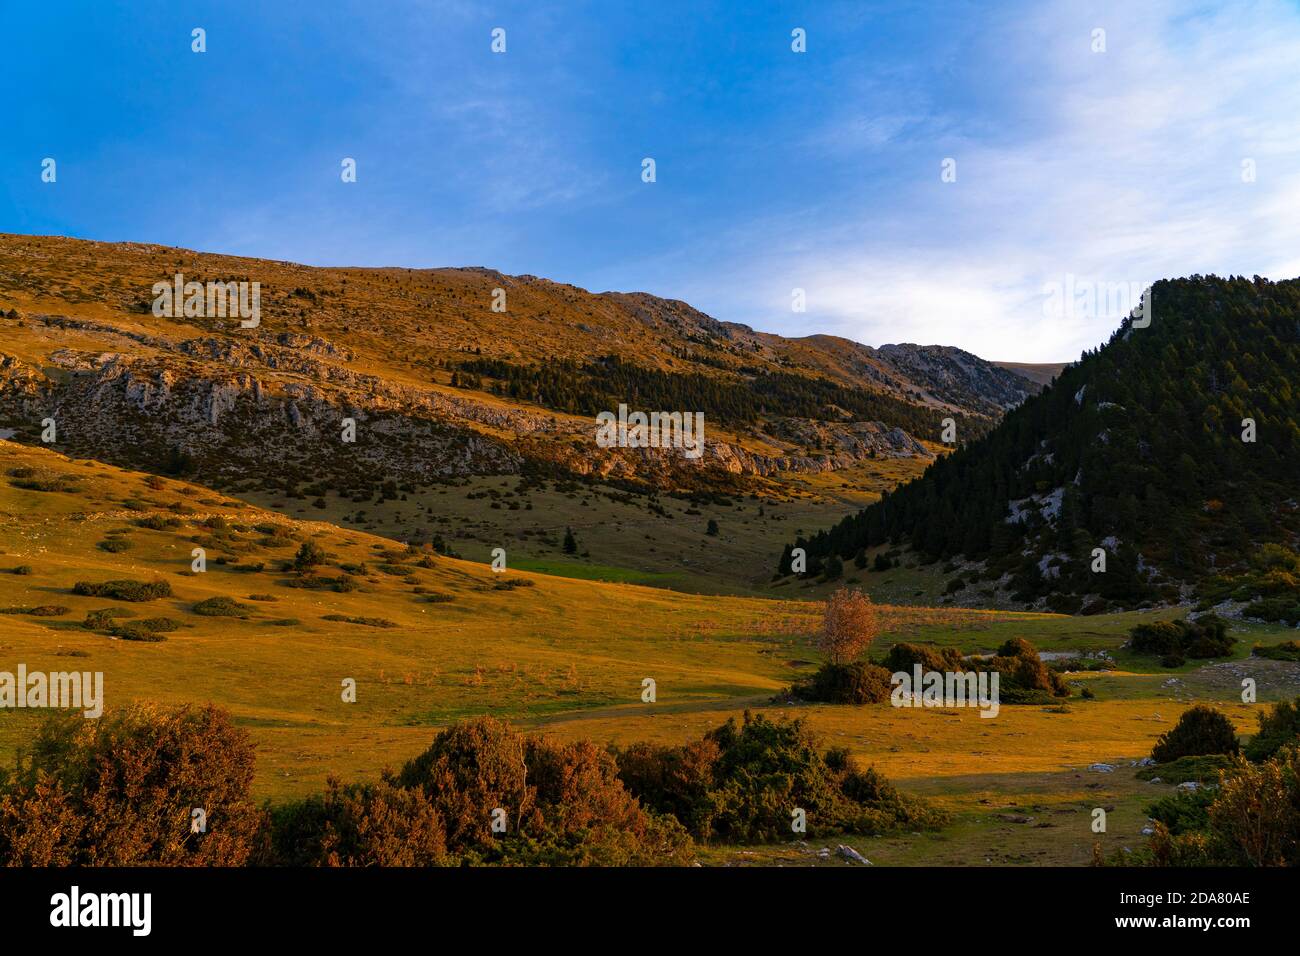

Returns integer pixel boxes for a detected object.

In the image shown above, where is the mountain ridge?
[0,234,1044,498]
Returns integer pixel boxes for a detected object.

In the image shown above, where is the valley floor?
[1,440,1296,866]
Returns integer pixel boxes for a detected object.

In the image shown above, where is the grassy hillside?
[0,440,1011,796]
[0,234,1036,511]
[3,441,1297,866]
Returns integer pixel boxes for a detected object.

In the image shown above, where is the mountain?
[787,274,1300,613]
[991,361,1068,388]
[0,234,1038,499]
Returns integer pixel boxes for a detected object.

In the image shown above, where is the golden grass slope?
[0,440,1027,798]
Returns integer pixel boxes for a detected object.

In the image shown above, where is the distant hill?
[0,234,1036,498]
[991,361,1068,388]
[785,275,1300,612]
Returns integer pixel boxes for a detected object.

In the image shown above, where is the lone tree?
[563,527,578,554]
[293,539,328,570]
[818,587,879,665]
[706,519,719,537]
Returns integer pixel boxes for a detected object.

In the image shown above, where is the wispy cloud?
[695,0,1300,361]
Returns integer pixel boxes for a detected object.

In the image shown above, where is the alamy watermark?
[891,666,1000,719]
[0,665,102,718]
[595,404,705,460]
[1042,275,1152,328]
[152,272,260,328]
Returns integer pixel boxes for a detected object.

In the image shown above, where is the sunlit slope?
[0,440,1029,797]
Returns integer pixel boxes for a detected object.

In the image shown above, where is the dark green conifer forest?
[786,275,1300,610]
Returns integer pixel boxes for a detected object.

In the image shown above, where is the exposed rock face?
[0,235,1046,494]
[1,321,934,492]
[876,343,1039,416]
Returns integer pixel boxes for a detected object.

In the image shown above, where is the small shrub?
[111,622,168,642]
[0,605,69,617]
[614,711,946,843]
[1135,753,1234,784]
[134,515,183,531]
[790,661,892,704]
[321,614,397,628]
[191,596,250,617]
[1244,696,1300,762]
[7,468,78,492]
[264,778,448,867]
[882,642,964,673]
[1252,640,1300,663]
[392,717,692,865]
[293,540,329,570]
[492,577,535,590]
[1129,615,1235,665]
[283,574,357,593]
[1152,705,1239,763]
[83,608,137,630]
[73,579,172,602]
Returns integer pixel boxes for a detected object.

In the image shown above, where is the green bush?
[614,711,946,843]
[790,661,893,704]
[1145,749,1300,866]
[1252,640,1300,662]
[1129,615,1234,665]
[191,596,250,617]
[1152,704,1239,763]
[73,578,172,602]
[882,642,964,673]
[321,614,397,628]
[881,638,1067,702]
[111,622,168,642]
[83,608,137,630]
[0,605,69,617]
[1146,785,1217,836]
[492,577,535,590]
[293,540,329,570]
[1244,697,1300,762]
[134,515,183,530]
[1136,753,1234,784]
[283,573,357,593]
[263,778,449,867]
[1242,598,1300,626]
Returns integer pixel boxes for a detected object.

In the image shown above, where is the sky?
[3,0,1300,362]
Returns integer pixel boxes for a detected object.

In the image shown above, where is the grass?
[1,440,1297,866]
[236,456,931,598]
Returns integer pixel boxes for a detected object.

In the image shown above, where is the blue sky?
[4,0,1300,361]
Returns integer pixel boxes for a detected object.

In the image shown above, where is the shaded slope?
[787,275,1300,609]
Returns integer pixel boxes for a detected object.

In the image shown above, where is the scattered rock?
[836,844,871,865]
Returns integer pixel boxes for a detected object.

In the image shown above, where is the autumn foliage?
[818,587,880,665]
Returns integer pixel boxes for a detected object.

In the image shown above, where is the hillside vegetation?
[0,234,1033,503]
[792,275,1300,613]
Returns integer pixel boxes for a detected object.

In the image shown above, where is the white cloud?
[709,0,1300,361]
